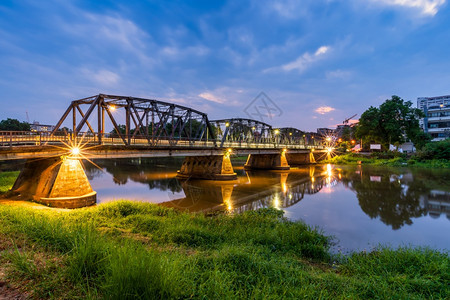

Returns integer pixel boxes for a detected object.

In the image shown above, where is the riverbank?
[324,153,450,168]
[0,201,448,299]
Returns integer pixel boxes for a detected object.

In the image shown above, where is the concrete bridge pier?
[285,152,311,165]
[10,157,96,208]
[177,155,237,180]
[244,150,290,170]
[312,150,329,163]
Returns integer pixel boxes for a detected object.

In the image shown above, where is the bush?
[415,139,450,160]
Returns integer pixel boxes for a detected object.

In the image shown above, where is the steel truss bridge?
[0,94,325,151]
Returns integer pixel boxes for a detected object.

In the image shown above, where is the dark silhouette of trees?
[0,118,30,131]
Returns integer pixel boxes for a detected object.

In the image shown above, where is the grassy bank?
[0,171,19,194]
[0,201,448,299]
[325,153,450,168]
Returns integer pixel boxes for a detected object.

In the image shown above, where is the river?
[83,157,449,252]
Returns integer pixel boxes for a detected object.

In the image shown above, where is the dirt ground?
[0,277,27,300]
[0,241,28,300]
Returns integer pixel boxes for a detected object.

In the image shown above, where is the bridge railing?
[0,130,325,150]
[0,131,71,147]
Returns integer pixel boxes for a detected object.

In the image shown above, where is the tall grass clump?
[1,202,448,299]
[339,246,450,298]
[102,243,165,299]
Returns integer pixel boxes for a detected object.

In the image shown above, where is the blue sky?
[1,0,449,131]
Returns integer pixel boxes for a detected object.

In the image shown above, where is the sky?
[1,0,450,132]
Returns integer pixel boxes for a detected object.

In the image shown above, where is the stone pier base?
[11,157,96,208]
[244,153,290,170]
[286,152,310,165]
[177,155,237,180]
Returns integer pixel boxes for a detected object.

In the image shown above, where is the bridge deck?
[0,143,324,161]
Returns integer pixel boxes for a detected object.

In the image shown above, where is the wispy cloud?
[60,12,153,65]
[80,69,120,86]
[283,46,330,72]
[326,69,352,80]
[315,106,335,114]
[198,92,225,104]
[265,46,331,73]
[370,0,446,16]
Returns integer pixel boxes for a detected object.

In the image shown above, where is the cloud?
[198,92,225,104]
[82,69,120,86]
[266,46,331,73]
[315,106,336,114]
[326,69,352,80]
[160,45,210,59]
[370,0,446,16]
[60,12,153,65]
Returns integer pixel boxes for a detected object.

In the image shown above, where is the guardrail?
[0,131,325,150]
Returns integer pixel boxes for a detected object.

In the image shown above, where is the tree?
[0,118,30,131]
[355,96,428,150]
[110,124,126,136]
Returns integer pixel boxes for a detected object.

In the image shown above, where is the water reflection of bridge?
[161,166,331,213]
[84,159,449,229]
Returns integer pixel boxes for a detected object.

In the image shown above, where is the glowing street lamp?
[71,147,80,156]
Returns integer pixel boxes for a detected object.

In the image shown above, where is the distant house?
[30,121,55,132]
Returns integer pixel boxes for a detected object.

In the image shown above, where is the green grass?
[0,170,19,193]
[0,201,448,299]
[326,153,450,168]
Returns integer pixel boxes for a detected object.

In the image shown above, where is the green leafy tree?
[0,118,30,131]
[110,124,126,136]
[355,96,428,150]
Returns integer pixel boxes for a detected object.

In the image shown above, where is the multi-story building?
[417,95,450,141]
[30,121,55,132]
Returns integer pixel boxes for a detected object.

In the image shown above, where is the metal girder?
[50,94,217,146]
[212,118,273,147]
[279,127,305,145]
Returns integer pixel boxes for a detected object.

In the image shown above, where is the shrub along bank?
[0,201,448,299]
[327,139,450,168]
[325,153,450,168]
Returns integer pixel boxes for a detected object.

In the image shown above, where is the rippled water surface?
[85,157,450,252]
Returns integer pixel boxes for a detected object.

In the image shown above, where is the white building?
[30,121,55,132]
[417,95,450,141]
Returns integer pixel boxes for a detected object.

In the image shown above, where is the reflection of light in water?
[273,194,280,209]
[326,164,332,177]
[319,164,338,190]
[245,172,251,184]
[282,182,287,194]
[224,199,233,212]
